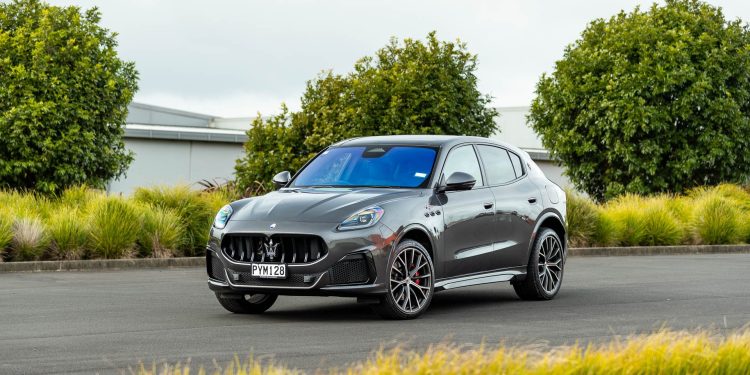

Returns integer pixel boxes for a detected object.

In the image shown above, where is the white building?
[109,103,570,194]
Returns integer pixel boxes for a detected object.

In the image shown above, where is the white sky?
[48,0,750,118]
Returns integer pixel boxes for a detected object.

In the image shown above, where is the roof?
[333,135,524,154]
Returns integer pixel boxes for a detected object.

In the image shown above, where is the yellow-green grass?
[134,329,750,375]
[10,217,50,261]
[87,197,143,259]
[139,206,185,258]
[564,190,599,248]
[47,207,89,260]
[691,193,743,245]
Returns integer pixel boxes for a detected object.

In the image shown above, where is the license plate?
[251,263,287,279]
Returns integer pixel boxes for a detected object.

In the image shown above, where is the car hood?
[231,187,421,223]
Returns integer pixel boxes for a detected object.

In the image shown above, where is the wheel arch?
[395,224,436,260]
[528,210,567,260]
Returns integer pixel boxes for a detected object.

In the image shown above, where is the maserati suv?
[206,135,567,319]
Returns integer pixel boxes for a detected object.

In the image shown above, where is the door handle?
[528,197,537,204]
[483,202,494,209]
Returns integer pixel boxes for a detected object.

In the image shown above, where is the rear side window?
[509,151,525,178]
[442,145,484,187]
[477,145,516,185]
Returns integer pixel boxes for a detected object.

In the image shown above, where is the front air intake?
[222,234,328,264]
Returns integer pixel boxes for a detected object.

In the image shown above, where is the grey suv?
[207,135,567,319]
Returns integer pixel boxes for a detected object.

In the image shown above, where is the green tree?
[0,0,138,195]
[236,32,498,190]
[529,0,750,202]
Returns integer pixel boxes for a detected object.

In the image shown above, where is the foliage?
[691,194,742,245]
[0,211,13,261]
[0,0,138,195]
[87,197,141,258]
[132,185,214,256]
[529,0,750,201]
[565,190,599,247]
[10,216,49,260]
[135,330,750,375]
[236,32,499,190]
[47,207,88,260]
[139,206,184,258]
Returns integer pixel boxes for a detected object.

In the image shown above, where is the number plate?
[251,263,287,279]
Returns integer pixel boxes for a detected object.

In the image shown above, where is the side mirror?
[439,172,476,192]
[272,171,291,190]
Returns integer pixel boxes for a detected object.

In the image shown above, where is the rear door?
[476,145,540,268]
[438,144,498,278]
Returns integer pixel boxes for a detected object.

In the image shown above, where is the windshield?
[292,146,437,188]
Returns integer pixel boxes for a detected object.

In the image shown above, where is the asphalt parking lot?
[1,253,749,374]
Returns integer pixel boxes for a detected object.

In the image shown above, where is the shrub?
[604,194,647,246]
[139,206,185,258]
[592,210,621,247]
[565,191,599,247]
[691,194,742,245]
[11,217,50,261]
[640,197,684,246]
[133,185,213,256]
[87,197,142,259]
[59,185,104,209]
[0,211,12,261]
[0,0,138,194]
[47,208,88,260]
[529,0,750,201]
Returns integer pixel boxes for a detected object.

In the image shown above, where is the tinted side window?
[477,145,516,185]
[442,145,484,187]
[509,151,524,178]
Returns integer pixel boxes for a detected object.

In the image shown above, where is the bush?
[0,0,138,194]
[132,185,213,256]
[565,191,599,247]
[47,207,88,260]
[691,194,742,245]
[236,32,499,190]
[592,211,621,247]
[529,0,750,201]
[11,217,49,261]
[139,206,184,258]
[640,197,683,246]
[87,197,142,258]
[604,195,648,246]
[0,212,12,261]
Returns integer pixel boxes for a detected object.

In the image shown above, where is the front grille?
[207,251,226,282]
[329,255,370,285]
[222,234,328,264]
[227,271,324,288]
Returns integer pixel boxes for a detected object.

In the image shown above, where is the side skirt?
[434,267,526,292]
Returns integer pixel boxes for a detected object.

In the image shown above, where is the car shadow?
[233,286,521,322]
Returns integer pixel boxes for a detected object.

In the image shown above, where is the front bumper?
[206,220,396,297]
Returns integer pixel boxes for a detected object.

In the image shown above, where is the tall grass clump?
[640,196,684,246]
[47,207,89,260]
[602,194,647,246]
[0,211,13,261]
[133,185,213,256]
[87,197,142,259]
[59,185,104,209]
[139,206,185,258]
[565,190,599,247]
[135,329,750,375]
[10,217,50,261]
[691,193,743,245]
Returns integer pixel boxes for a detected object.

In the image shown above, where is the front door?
[438,145,497,278]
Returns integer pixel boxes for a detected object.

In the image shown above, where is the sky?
[48,0,750,118]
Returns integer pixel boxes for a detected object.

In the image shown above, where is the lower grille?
[207,251,226,282]
[223,234,327,264]
[228,271,324,288]
[329,255,370,285]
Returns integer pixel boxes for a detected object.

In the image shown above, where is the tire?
[513,228,564,300]
[215,292,278,314]
[372,240,434,320]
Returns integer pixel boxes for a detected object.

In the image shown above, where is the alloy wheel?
[537,235,563,293]
[389,246,432,314]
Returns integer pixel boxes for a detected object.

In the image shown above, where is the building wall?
[108,139,243,194]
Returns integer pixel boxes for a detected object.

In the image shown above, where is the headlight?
[213,204,233,229]
[338,206,384,231]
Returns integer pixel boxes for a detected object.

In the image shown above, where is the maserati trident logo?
[263,238,279,259]
[269,223,277,229]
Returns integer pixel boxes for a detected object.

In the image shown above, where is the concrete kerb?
[1,244,749,272]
